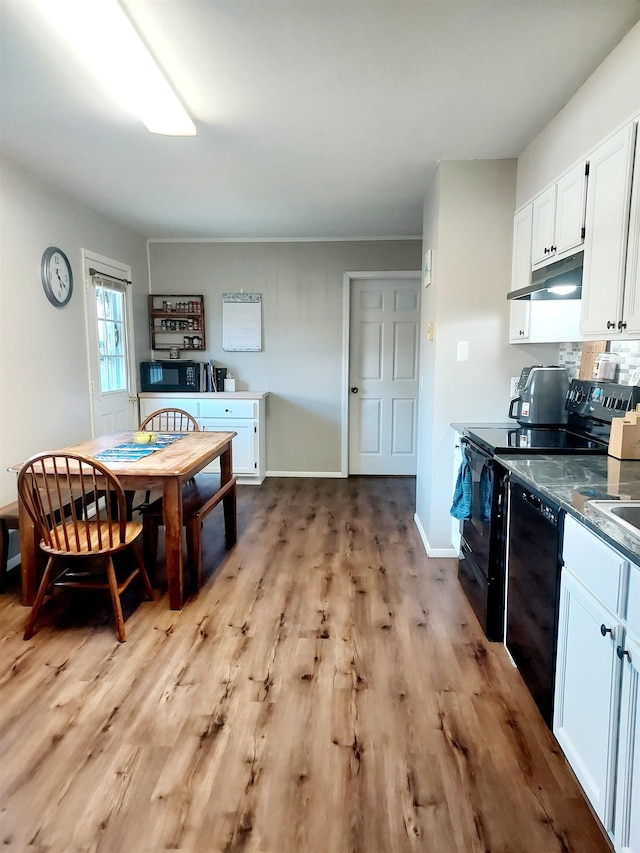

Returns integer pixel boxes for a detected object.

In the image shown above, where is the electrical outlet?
[510,376,519,396]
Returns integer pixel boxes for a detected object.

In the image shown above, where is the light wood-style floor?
[0,477,610,853]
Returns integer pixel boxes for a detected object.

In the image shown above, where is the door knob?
[350,386,359,394]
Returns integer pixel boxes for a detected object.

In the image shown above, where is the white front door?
[348,276,420,474]
[83,251,138,436]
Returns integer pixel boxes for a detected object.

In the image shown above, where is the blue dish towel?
[450,454,472,520]
[479,464,493,521]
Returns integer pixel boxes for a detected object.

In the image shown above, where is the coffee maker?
[508,366,569,426]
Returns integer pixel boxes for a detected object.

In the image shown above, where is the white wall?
[415,160,558,554]
[0,156,149,505]
[148,240,421,474]
[516,21,640,207]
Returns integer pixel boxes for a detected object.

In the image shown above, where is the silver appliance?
[508,366,569,426]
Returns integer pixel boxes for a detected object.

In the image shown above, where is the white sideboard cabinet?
[138,392,268,484]
[555,515,639,851]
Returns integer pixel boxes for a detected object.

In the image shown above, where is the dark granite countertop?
[496,453,640,566]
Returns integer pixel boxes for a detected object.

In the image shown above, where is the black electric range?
[464,424,607,456]
[456,379,640,644]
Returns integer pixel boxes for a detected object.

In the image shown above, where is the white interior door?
[348,276,420,474]
[83,251,137,436]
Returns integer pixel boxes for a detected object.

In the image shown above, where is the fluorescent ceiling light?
[35,0,196,136]
[547,284,578,296]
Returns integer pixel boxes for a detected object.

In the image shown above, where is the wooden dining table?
[14,430,236,611]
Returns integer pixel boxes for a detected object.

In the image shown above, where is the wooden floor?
[0,477,610,853]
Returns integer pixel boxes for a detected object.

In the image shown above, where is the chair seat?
[41,520,143,557]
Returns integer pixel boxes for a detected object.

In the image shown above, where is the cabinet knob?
[600,624,613,638]
[550,245,557,253]
[351,386,359,394]
[618,320,627,331]
[607,320,616,330]
[616,645,631,661]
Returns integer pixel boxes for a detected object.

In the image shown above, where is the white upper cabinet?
[622,125,640,335]
[580,122,637,336]
[531,186,556,265]
[531,161,588,267]
[509,204,532,342]
[555,164,589,256]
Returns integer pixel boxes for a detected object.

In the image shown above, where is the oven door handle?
[461,436,493,464]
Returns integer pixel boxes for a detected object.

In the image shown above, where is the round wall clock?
[41,247,73,307]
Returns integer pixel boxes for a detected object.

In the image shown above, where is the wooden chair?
[139,407,199,434]
[131,408,201,513]
[17,451,155,642]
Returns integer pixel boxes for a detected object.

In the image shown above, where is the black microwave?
[140,360,201,393]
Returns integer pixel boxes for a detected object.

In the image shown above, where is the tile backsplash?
[559,340,640,384]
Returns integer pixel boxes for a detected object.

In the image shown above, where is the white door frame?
[341,270,421,477]
[82,249,137,437]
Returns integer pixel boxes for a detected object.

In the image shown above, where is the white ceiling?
[1,1,639,240]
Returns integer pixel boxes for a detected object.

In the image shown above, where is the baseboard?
[413,512,459,558]
[266,471,345,478]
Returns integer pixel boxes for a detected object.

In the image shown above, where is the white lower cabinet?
[138,393,268,484]
[615,631,640,853]
[451,431,462,554]
[554,569,621,828]
[556,515,639,851]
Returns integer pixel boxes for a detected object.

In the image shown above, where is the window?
[95,283,127,393]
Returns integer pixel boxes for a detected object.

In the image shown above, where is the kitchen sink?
[587,500,640,539]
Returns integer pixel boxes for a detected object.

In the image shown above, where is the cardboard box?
[608,405,640,460]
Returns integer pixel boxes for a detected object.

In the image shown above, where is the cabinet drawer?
[199,399,255,419]
[627,562,640,637]
[563,515,626,613]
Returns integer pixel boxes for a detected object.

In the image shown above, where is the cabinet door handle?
[600,624,614,637]
[617,645,631,661]
[618,320,627,331]
[607,320,616,330]
[550,245,557,252]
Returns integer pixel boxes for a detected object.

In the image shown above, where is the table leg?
[163,478,184,610]
[221,443,237,546]
[19,499,38,606]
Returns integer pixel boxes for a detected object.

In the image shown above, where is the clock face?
[41,247,73,307]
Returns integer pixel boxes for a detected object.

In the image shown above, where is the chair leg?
[106,557,126,643]
[131,540,155,601]
[24,556,55,640]
[185,516,202,590]
[142,516,159,581]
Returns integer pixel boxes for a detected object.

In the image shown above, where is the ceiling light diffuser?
[35,0,196,136]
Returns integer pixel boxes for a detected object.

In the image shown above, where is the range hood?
[508,252,583,301]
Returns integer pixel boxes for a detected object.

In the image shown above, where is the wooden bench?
[0,501,20,592]
[141,474,238,589]
[0,492,99,593]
